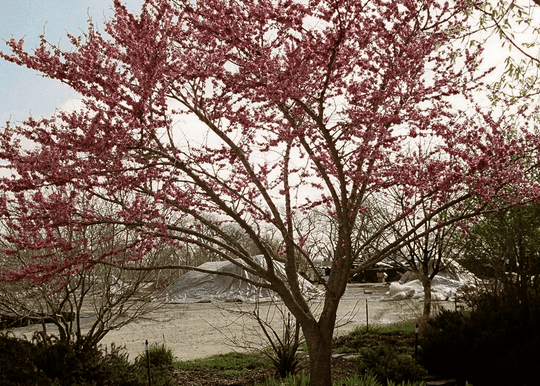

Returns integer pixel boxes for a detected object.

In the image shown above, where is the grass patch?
[171,322,426,385]
[349,320,417,336]
[334,321,418,357]
[175,351,269,371]
[333,346,357,354]
[220,368,250,377]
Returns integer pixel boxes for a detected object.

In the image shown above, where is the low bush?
[133,343,177,386]
[254,309,303,378]
[356,345,427,384]
[134,343,175,370]
[97,344,143,386]
[34,341,145,386]
[0,332,52,385]
[0,333,158,386]
[420,291,540,386]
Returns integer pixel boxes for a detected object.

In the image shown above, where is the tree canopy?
[2,1,540,384]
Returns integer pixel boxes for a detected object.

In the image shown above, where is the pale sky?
[0,0,143,124]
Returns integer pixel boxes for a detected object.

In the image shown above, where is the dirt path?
[9,284,456,361]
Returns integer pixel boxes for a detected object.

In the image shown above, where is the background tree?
[460,202,540,300]
[370,186,474,319]
[2,1,540,384]
[0,199,175,350]
[391,212,464,320]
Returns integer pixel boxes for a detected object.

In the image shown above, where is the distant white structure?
[384,259,476,302]
[160,255,322,303]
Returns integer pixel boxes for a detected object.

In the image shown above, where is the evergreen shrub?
[420,291,540,386]
[133,343,177,386]
[134,343,175,370]
[0,334,145,386]
[0,332,51,385]
[356,345,427,384]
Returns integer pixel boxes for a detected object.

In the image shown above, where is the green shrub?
[0,332,52,385]
[34,341,85,383]
[36,341,144,386]
[349,322,417,338]
[337,373,432,386]
[0,334,143,386]
[356,345,427,384]
[133,344,177,386]
[420,291,540,386]
[134,343,175,370]
[94,344,143,386]
[386,381,428,386]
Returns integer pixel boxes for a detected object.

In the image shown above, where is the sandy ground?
[9,283,456,362]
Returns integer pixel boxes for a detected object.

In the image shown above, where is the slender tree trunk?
[303,324,334,386]
[421,276,432,320]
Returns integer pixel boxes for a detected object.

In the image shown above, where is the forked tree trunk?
[290,242,349,386]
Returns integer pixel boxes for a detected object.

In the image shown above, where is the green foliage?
[421,291,540,386]
[334,322,417,358]
[220,368,250,377]
[48,343,145,386]
[473,0,540,105]
[176,351,272,382]
[460,203,540,299]
[386,380,428,386]
[33,342,86,384]
[255,373,311,386]
[334,373,381,386]
[356,345,427,384]
[131,343,177,386]
[333,346,357,354]
[96,344,142,386]
[175,351,269,371]
[0,332,52,385]
[134,343,175,370]
[0,334,176,386]
[255,372,432,386]
[349,322,417,337]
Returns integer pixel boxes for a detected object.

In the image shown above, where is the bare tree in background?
[377,190,471,319]
[0,213,177,350]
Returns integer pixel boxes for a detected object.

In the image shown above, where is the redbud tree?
[1,0,540,384]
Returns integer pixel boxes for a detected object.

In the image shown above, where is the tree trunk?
[422,277,432,320]
[303,324,334,386]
